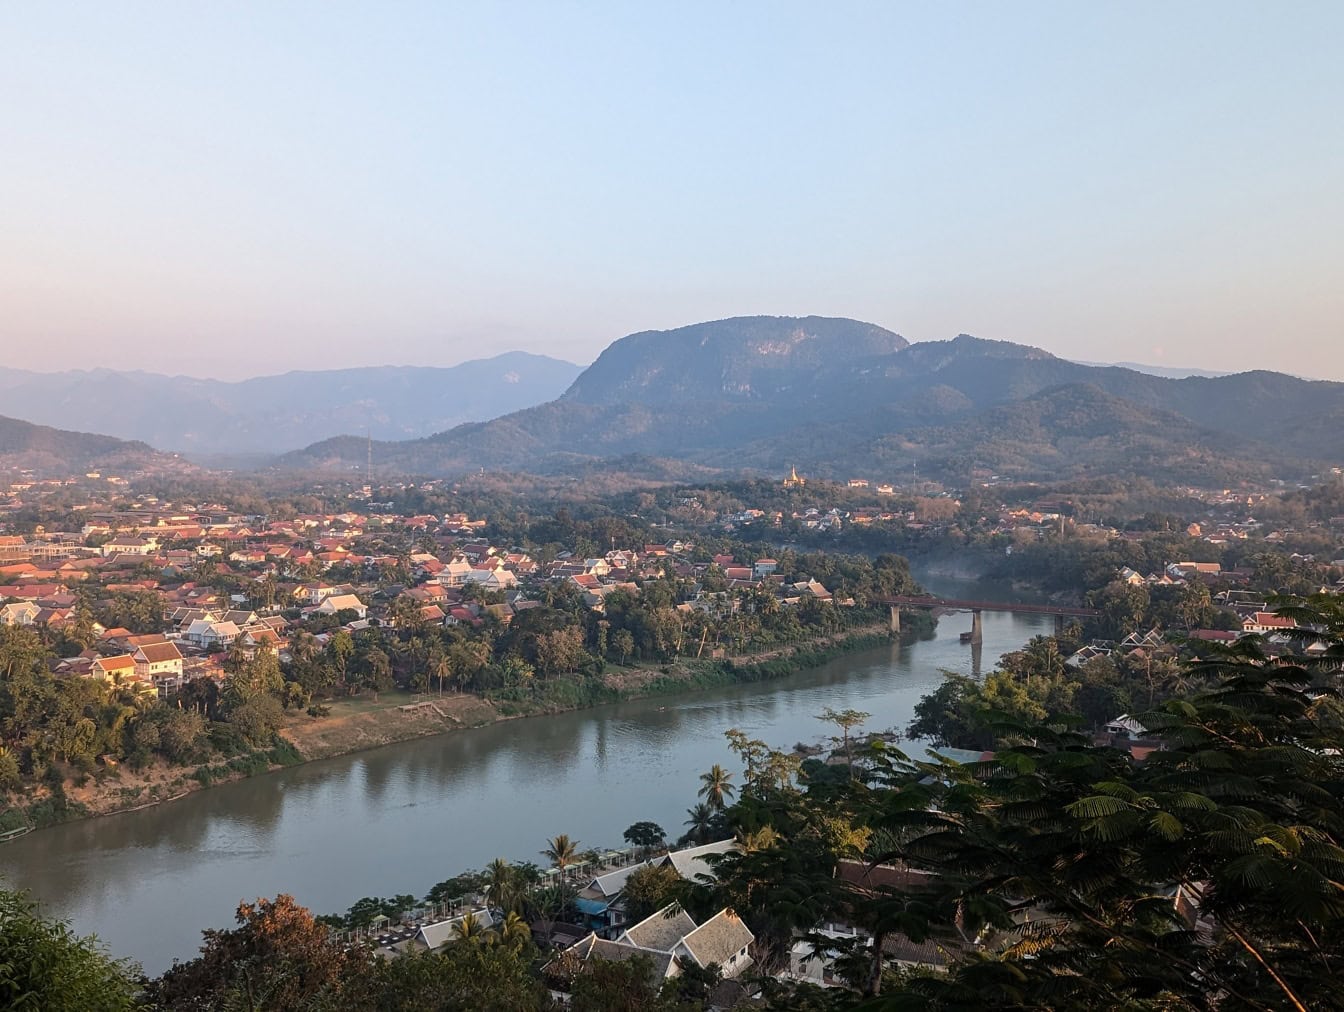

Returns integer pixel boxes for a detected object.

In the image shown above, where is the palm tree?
[452,912,484,943]
[430,647,451,693]
[698,764,736,810]
[736,825,781,853]
[684,803,715,845]
[485,858,520,913]
[542,834,580,881]
[498,910,531,948]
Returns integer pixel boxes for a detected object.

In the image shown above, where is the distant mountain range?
[1073,360,1231,380]
[0,414,173,475]
[281,316,1343,484]
[0,352,582,457]
[5,317,1338,485]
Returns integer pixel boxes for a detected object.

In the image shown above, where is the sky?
[2,2,1341,380]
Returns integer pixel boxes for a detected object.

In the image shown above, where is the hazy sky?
[2,3,1341,379]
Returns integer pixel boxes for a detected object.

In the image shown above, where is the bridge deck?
[879,595,1098,618]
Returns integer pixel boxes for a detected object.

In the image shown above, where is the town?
[4,461,1344,1007]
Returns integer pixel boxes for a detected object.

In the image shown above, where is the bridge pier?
[1054,613,1065,637]
[889,605,901,635]
[970,609,983,645]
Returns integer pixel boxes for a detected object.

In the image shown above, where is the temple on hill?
[783,466,807,488]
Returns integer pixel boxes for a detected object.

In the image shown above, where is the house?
[1102,714,1149,740]
[615,904,754,977]
[653,838,738,884]
[315,594,367,619]
[575,861,653,933]
[299,584,340,605]
[133,641,185,695]
[437,559,474,587]
[465,568,517,591]
[100,535,159,558]
[0,535,29,561]
[183,619,242,649]
[1066,642,1112,667]
[1243,612,1296,634]
[91,654,140,683]
[402,909,497,953]
[1167,561,1222,580]
[1118,567,1146,587]
[788,578,833,602]
[0,601,41,626]
[555,904,754,997]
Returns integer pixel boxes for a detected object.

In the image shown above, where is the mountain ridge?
[0,414,177,475]
[0,352,582,456]
[277,315,1342,483]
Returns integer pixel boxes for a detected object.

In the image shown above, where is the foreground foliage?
[0,889,139,1011]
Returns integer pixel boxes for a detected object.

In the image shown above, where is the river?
[0,579,1048,974]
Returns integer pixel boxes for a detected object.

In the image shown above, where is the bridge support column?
[970,610,983,645]
[1054,613,1065,637]
[889,605,901,635]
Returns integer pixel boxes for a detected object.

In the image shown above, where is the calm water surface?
[0,578,1047,973]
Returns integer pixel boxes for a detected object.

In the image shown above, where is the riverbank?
[2,622,901,835]
[0,603,1046,977]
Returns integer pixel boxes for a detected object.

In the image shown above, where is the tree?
[0,888,139,1011]
[619,863,683,922]
[683,803,716,845]
[147,894,369,1010]
[158,708,207,763]
[569,952,687,1012]
[818,706,869,771]
[0,745,20,791]
[610,629,635,665]
[1093,578,1151,638]
[859,596,1344,1008]
[432,648,452,696]
[906,672,991,749]
[622,820,666,855]
[361,646,393,700]
[698,763,736,810]
[452,912,486,943]
[325,630,354,691]
[543,833,580,879]
[227,693,284,746]
[497,909,532,949]
[324,934,548,1009]
[485,857,522,913]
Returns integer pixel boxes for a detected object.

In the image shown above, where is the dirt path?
[282,692,500,761]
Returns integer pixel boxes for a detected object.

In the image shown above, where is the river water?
[0,581,1048,974]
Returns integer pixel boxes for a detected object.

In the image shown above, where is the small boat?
[959,631,975,644]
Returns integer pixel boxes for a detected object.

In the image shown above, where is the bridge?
[877,595,1099,644]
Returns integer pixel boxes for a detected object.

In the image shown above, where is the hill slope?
[0,415,172,474]
[0,352,581,456]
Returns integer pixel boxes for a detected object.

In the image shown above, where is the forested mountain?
[0,352,581,456]
[0,415,171,474]
[279,316,1344,483]
[562,315,908,406]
